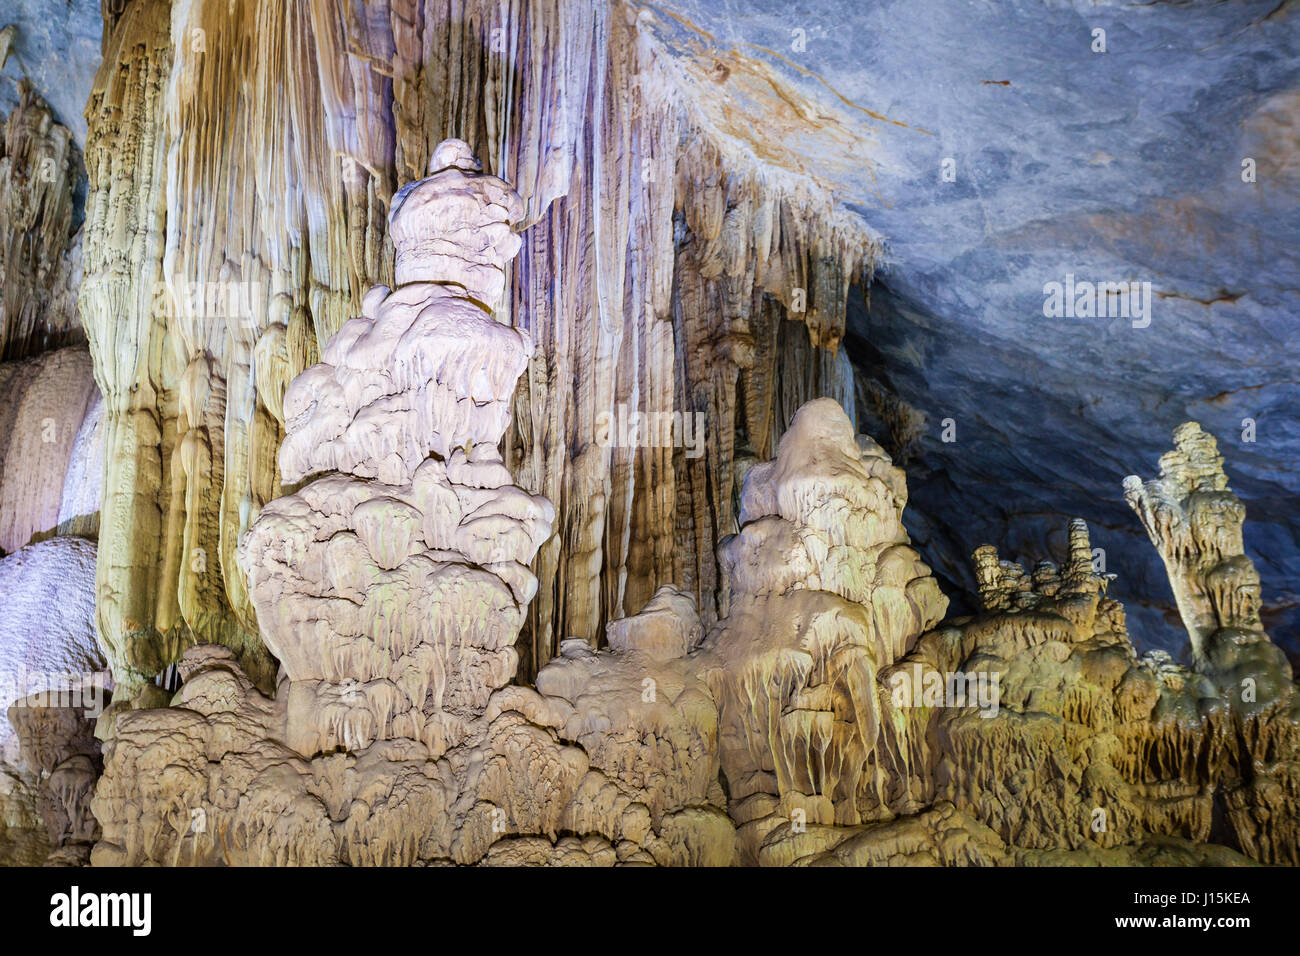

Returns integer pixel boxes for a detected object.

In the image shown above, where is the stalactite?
[0,78,79,361]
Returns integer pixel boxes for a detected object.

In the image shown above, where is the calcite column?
[1123,422,1267,667]
[237,140,553,759]
[702,397,947,852]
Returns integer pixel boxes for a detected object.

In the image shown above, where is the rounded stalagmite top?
[388,138,524,308]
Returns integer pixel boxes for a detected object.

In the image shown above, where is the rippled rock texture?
[1,0,1297,868]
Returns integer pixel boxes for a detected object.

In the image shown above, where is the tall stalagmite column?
[1123,422,1270,668]
[238,140,553,758]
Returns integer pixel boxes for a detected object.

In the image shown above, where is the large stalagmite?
[1123,423,1279,674]
[700,397,947,859]
[239,140,549,759]
[92,141,735,867]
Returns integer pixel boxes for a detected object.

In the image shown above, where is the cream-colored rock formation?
[1124,423,1278,672]
[0,537,107,866]
[238,141,548,759]
[76,0,886,697]
[700,397,947,860]
[0,347,102,554]
[93,142,731,867]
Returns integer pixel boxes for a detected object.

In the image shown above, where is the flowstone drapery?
[76,0,887,695]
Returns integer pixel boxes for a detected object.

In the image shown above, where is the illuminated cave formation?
[0,0,1297,868]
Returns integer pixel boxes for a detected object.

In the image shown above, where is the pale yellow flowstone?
[86,143,1299,866]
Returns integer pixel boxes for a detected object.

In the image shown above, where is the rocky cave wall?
[0,0,1296,868]
[0,37,105,864]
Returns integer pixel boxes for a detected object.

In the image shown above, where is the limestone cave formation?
[0,0,1297,871]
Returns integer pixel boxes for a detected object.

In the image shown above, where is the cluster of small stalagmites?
[518,585,735,863]
[1124,423,1285,684]
[701,398,947,861]
[7,689,104,865]
[237,140,552,760]
[870,518,1148,855]
[873,486,1299,865]
[973,519,1099,613]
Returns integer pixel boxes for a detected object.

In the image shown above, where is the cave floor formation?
[0,0,1297,869]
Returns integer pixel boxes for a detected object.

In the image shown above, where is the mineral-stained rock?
[699,398,947,861]
[7,690,103,865]
[0,536,107,866]
[0,763,47,866]
[0,347,101,553]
